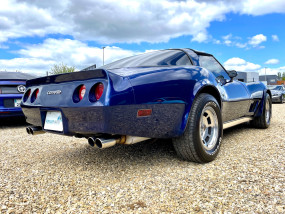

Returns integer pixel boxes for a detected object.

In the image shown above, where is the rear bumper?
[0,95,24,118]
[0,108,24,118]
[22,104,185,138]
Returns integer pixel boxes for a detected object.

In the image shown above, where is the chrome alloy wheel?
[265,98,271,124]
[200,106,219,151]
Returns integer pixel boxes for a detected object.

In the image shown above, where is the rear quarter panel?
[110,66,219,135]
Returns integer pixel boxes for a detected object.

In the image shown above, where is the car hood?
[271,89,282,94]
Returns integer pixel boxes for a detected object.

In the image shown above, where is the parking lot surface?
[0,104,284,213]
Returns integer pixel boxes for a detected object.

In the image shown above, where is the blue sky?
[0,0,285,76]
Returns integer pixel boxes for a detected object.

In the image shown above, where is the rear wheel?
[173,93,223,163]
[251,93,272,128]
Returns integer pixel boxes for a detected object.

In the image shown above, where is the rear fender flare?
[180,81,221,134]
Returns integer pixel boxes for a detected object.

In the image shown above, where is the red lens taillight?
[35,89,39,99]
[31,88,39,103]
[23,89,31,102]
[79,85,86,100]
[95,83,104,100]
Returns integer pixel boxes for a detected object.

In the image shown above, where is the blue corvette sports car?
[0,72,35,118]
[22,49,272,163]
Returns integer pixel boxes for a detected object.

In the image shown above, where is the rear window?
[101,50,192,69]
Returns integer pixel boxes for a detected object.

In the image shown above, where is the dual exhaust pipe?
[26,126,45,135]
[88,136,150,149]
[26,126,149,149]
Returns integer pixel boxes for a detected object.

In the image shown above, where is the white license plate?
[44,111,63,132]
[14,99,21,107]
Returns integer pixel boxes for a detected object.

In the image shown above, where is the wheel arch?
[195,85,222,108]
[266,89,272,98]
[179,84,222,136]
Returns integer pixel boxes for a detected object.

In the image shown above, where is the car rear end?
[22,68,186,139]
[0,80,26,118]
[21,69,136,137]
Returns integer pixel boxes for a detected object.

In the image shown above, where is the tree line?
[277,72,285,81]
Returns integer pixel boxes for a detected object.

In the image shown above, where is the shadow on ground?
[46,124,252,168]
[0,116,27,128]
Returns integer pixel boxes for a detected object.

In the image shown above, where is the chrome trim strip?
[223,117,253,129]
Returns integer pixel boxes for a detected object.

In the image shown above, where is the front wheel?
[280,95,283,104]
[173,93,223,163]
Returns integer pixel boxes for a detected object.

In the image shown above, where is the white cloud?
[0,0,284,45]
[272,35,279,42]
[248,34,267,47]
[224,57,285,75]
[191,32,209,43]
[265,59,280,65]
[224,57,261,72]
[258,67,285,75]
[241,0,285,16]
[0,39,140,75]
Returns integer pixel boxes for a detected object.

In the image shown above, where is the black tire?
[173,93,223,163]
[280,95,283,104]
[250,93,272,129]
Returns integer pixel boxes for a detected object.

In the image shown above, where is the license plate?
[44,111,63,132]
[14,99,21,107]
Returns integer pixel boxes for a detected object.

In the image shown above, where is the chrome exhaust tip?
[88,137,95,147]
[87,137,118,149]
[26,127,32,135]
[27,126,45,135]
[95,138,118,149]
[87,136,150,149]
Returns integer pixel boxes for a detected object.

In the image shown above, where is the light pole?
[265,67,267,84]
[102,47,106,66]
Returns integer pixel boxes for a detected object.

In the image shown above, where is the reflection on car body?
[22,49,272,163]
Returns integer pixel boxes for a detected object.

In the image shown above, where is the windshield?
[267,85,283,90]
[100,50,192,69]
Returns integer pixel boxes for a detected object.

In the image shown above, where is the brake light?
[95,83,104,100]
[31,88,39,103]
[79,85,86,100]
[23,89,31,102]
[35,89,39,99]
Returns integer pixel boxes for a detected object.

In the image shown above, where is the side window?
[198,55,229,78]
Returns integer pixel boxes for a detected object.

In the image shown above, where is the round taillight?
[79,85,86,100]
[23,89,31,102]
[95,83,104,100]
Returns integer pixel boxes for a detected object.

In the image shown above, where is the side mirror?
[228,70,237,82]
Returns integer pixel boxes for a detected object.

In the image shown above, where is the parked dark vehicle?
[0,72,35,118]
[267,85,285,103]
[22,49,272,163]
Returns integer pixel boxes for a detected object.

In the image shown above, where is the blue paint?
[0,80,26,118]
[22,49,268,138]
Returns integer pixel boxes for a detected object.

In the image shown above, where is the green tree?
[50,63,75,75]
[282,72,285,81]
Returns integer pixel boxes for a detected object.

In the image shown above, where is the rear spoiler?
[26,69,107,87]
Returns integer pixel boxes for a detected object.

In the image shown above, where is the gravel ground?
[0,104,284,213]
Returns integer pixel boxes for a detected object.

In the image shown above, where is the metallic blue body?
[21,49,270,138]
[0,80,26,118]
